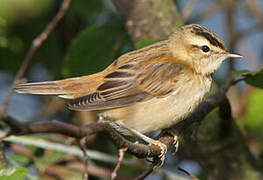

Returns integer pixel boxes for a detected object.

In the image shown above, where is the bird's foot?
[117,122,168,167]
[149,139,167,167]
[159,128,179,153]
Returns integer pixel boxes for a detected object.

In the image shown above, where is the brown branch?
[225,0,238,76]
[133,160,157,180]
[18,121,175,159]
[133,167,154,180]
[111,148,127,180]
[79,138,89,180]
[0,0,71,123]
[178,167,200,180]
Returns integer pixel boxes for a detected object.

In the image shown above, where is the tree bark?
[112,0,183,43]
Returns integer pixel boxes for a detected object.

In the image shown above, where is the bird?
[14,24,242,163]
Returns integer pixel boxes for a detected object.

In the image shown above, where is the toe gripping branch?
[150,129,179,167]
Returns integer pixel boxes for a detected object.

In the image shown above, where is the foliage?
[233,67,263,89]
[0,167,29,180]
[63,20,128,77]
[241,90,263,145]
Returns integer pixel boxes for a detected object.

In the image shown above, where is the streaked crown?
[168,24,242,75]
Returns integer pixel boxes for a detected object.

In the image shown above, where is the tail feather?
[14,81,65,95]
[14,73,103,99]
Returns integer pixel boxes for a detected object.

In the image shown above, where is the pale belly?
[98,77,212,133]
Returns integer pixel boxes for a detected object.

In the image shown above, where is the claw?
[149,140,167,167]
[173,135,179,152]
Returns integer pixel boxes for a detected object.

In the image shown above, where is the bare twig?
[111,147,127,180]
[0,0,71,121]
[23,121,176,159]
[10,143,37,161]
[133,159,158,180]
[79,138,89,180]
[133,168,154,180]
[225,0,237,76]
[178,167,200,180]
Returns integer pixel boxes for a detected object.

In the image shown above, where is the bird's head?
[168,24,242,75]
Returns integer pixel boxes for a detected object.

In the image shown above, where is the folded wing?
[69,61,185,111]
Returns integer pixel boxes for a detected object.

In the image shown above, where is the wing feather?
[68,61,186,111]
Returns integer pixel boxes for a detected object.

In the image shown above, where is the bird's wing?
[15,41,188,111]
[69,60,186,111]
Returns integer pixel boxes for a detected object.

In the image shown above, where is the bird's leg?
[118,122,167,167]
[98,115,167,166]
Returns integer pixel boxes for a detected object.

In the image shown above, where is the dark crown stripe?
[192,26,225,50]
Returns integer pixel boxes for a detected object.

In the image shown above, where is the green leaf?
[63,22,127,77]
[245,69,263,89]
[69,0,103,22]
[0,9,61,76]
[9,154,31,166]
[0,167,29,180]
[231,70,250,77]
[241,90,263,146]
[232,67,263,89]
[36,151,65,173]
[135,39,160,49]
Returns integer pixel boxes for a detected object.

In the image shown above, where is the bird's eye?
[201,45,210,53]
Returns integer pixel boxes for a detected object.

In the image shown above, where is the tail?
[14,81,65,95]
[14,74,103,99]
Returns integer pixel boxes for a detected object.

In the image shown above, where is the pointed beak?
[224,52,243,59]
